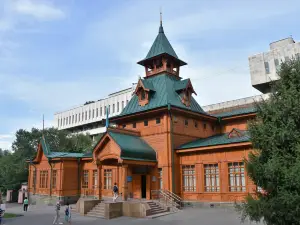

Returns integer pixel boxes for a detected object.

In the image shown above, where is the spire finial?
[159,7,164,33]
[160,7,162,26]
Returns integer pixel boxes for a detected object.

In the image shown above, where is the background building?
[249,37,300,93]
[54,84,136,139]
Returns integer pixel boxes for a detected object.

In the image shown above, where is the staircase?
[147,201,168,216]
[86,202,105,218]
[151,190,183,212]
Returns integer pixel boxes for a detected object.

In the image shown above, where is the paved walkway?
[2,204,263,225]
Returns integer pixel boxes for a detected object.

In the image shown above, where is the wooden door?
[132,175,141,199]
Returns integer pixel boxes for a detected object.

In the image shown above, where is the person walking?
[53,201,62,225]
[64,203,71,224]
[23,197,29,212]
[112,183,119,203]
[0,205,4,225]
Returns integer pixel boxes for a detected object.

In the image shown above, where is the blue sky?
[1,0,300,149]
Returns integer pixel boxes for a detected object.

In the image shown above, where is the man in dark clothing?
[112,183,119,202]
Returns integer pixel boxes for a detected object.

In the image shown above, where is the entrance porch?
[92,129,158,201]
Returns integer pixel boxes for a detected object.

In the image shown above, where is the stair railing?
[151,189,183,212]
[164,189,183,208]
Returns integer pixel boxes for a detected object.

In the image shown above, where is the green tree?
[0,127,96,193]
[239,59,300,225]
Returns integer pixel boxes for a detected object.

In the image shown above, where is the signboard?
[152,176,156,182]
[127,176,132,182]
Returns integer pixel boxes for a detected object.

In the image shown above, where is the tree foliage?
[0,127,100,193]
[239,59,300,225]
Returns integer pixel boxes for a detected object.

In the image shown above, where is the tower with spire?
[137,13,187,79]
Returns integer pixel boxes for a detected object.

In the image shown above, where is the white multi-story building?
[202,94,269,113]
[54,84,136,139]
[249,37,300,93]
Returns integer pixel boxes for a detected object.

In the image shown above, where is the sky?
[1,0,300,150]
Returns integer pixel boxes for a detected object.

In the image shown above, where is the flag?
[105,107,109,128]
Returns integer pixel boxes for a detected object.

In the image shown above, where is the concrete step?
[150,209,167,214]
[93,205,105,209]
[146,211,176,219]
[86,202,106,218]
[90,210,105,214]
[148,203,158,206]
[149,206,164,210]
[86,212,105,218]
[90,208,105,212]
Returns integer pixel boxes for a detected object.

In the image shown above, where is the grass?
[3,213,19,218]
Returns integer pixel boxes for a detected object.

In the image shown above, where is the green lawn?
[4,213,19,218]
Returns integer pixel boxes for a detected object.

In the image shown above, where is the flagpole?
[105,107,109,129]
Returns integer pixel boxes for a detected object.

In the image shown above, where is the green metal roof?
[177,130,250,150]
[119,74,205,116]
[38,137,90,159]
[142,79,155,91]
[174,79,190,91]
[214,107,257,118]
[138,24,186,66]
[108,131,156,161]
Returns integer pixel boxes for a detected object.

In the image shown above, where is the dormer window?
[175,79,197,107]
[137,88,149,106]
[181,89,192,107]
[141,90,146,100]
[134,78,155,107]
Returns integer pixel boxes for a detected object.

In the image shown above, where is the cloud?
[0,72,128,113]
[0,118,53,150]
[0,0,66,59]
[0,134,14,150]
[12,0,65,21]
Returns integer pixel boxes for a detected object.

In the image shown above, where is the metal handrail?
[151,189,183,211]
[163,189,183,207]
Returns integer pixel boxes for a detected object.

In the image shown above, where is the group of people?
[53,202,72,225]
[0,183,120,224]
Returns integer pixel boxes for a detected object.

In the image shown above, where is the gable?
[228,128,244,138]
[93,131,157,162]
[30,136,88,163]
[97,136,122,161]
[108,131,157,161]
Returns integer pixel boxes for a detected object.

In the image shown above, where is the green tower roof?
[119,74,205,116]
[137,23,187,66]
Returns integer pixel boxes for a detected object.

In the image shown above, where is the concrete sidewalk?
[2,203,263,225]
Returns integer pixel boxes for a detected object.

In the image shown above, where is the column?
[97,163,102,200]
[220,161,228,199]
[196,163,204,194]
[146,175,151,200]
[122,165,128,201]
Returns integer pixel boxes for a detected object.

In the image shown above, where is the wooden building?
[27,20,258,204]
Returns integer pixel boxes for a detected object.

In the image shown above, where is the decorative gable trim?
[228,128,244,139]
[134,79,152,106]
[176,79,197,107]
[134,79,149,94]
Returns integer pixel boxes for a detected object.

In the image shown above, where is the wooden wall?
[178,147,256,202]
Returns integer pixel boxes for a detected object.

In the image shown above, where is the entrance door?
[141,175,147,199]
[132,175,141,199]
